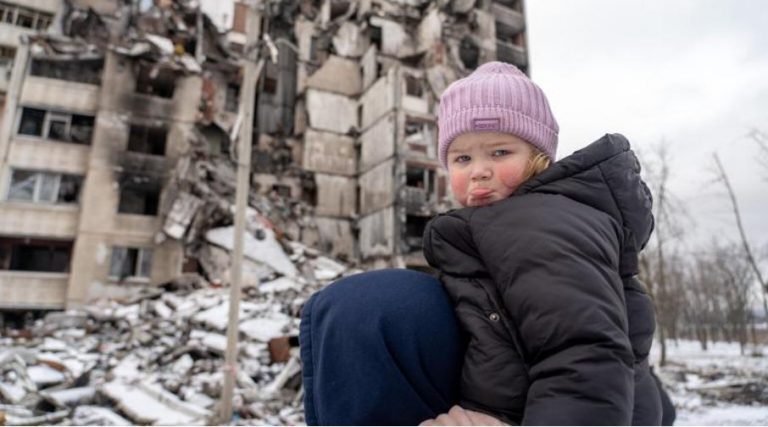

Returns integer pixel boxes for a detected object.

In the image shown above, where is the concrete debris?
[205,226,299,278]
[0,242,352,424]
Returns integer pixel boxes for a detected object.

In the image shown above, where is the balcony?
[0,271,68,309]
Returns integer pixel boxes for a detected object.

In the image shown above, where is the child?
[420,61,661,425]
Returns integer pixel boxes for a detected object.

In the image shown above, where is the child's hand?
[420,405,507,426]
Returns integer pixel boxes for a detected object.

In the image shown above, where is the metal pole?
[218,1,262,423]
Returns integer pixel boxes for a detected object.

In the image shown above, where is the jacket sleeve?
[471,196,635,425]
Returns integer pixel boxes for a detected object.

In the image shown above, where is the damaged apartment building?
[0,0,530,311]
[262,0,530,269]
[0,0,61,122]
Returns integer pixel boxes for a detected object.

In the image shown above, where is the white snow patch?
[206,226,298,278]
[259,277,301,293]
[27,365,66,386]
[72,405,132,426]
[191,329,227,354]
[0,381,27,403]
[192,300,260,331]
[111,355,141,379]
[239,314,291,342]
[310,256,347,280]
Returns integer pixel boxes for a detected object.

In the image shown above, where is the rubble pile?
[0,238,354,425]
[660,363,768,407]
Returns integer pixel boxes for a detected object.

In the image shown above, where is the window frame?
[45,112,72,142]
[108,246,153,281]
[0,3,15,25]
[16,107,95,145]
[7,169,82,204]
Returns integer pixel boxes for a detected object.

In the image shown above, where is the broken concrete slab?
[332,22,369,58]
[163,192,204,240]
[302,129,357,176]
[360,69,397,130]
[40,386,97,408]
[305,89,359,134]
[306,55,363,96]
[313,174,358,218]
[102,380,211,425]
[205,226,298,278]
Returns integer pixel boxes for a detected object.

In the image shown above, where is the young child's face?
[447,132,534,207]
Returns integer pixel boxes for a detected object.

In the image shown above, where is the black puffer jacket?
[423,134,659,425]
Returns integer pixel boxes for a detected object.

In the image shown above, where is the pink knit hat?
[438,61,559,168]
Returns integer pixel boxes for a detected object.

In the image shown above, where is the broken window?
[0,45,14,67]
[262,69,278,94]
[404,75,423,97]
[459,36,480,69]
[128,124,167,156]
[0,2,52,30]
[404,117,435,157]
[370,24,383,50]
[272,184,292,198]
[7,169,83,204]
[17,107,94,144]
[0,237,73,273]
[30,58,104,85]
[225,83,240,112]
[405,215,430,250]
[109,247,153,280]
[69,114,95,144]
[406,166,430,189]
[15,8,33,28]
[0,4,13,24]
[118,177,161,216]
[35,13,51,29]
[47,112,69,141]
[136,63,176,99]
[405,165,437,211]
[18,107,45,136]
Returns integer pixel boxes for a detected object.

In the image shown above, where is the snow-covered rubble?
[0,241,352,425]
[653,339,768,425]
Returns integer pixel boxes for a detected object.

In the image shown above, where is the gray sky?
[526,0,768,255]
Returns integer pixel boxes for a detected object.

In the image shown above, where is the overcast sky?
[526,0,768,255]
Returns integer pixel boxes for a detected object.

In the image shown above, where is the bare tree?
[712,244,755,355]
[638,143,690,365]
[712,153,768,323]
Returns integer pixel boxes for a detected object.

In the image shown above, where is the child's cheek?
[449,171,469,203]
[497,165,525,192]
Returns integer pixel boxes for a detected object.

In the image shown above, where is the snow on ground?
[652,339,768,425]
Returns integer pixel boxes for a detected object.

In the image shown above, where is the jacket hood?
[517,133,654,253]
